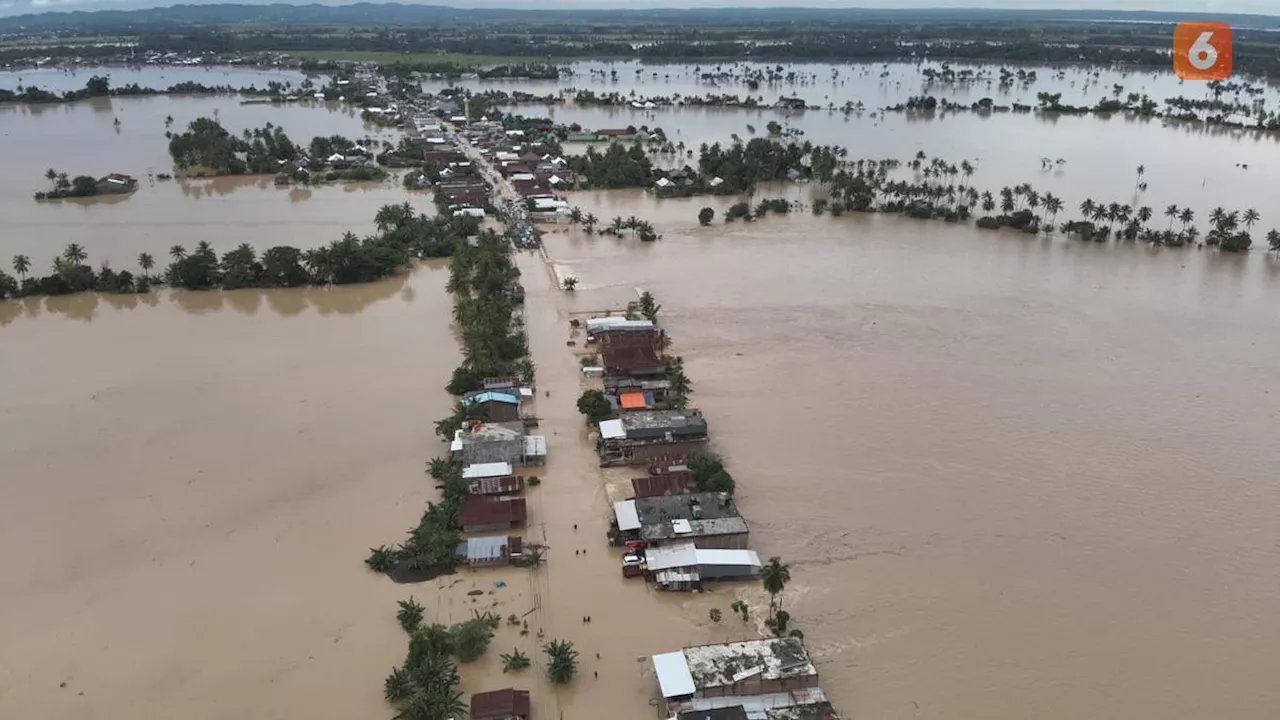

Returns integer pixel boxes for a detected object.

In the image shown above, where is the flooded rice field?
[2,60,1279,719]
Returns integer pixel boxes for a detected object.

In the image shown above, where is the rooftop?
[679,707,750,720]
[632,472,696,499]
[684,638,818,691]
[462,461,515,480]
[622,410,707,433]
[636,492,739,525]
[458,496,527,528]
[641,516,751,542]
[471,688,531,719]
[456,535,522,563]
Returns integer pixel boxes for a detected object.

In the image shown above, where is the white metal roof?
[643,542,698,571]
[524,435,547,458]
[672,519,693,534]
[587,317,655,333]
[696,548,761,568]
[613,500,641,531]
[652,651,696,698]
[599,418,626,440]
[450,429,464,453]
[462,462,513,480]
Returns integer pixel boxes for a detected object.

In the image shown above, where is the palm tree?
[1209,206,1226,228]
[582,213,598,234]
[568,206,583,224]
[1267,229,1280,252]
[1080,198,1096,219]
[610,216,624,234]
[44,168,57,188]
[562,277,578,291]
[12,254,30,279]
[137,252,154,278]
[1135,164,1145,188]
[638,291,660,322]
[170,245,187,260]
[980,191,995,213]
[543,639,578,684]
[1137,206,1153,228]
[1164,204,1179,231]
[62,243,87,265]
[1043,194,1063,228]
[1178,207,1195,232]
[761,556,792,623]
[374,202,414,232]
[383,667,414,702]
[1243,208,1260,230]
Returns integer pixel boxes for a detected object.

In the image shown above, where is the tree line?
[0,204,478,301]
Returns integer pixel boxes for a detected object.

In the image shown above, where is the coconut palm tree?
[761,556,792,623]
[1243,208,1260,230]
[1267,229,1280,252]
[610,216,624,234]
[1080,198,1096,219]
[582,213,598,234]
[383,667,414,702]
[1135,164,1145,188]
[44,168,57,188]
[1209,206,1226,228]
[1164,204,1179,230]
[62,243,87,265]
[562,277,578,291]
[137,252,154,278]
[1137,206,1153,228]
[12,254,30,279]
[980,191,995,213]
[170,245,187,260]
[1044,194,1063,228]
[1178,207,1195,232]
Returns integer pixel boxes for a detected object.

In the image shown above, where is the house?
[586,316,655,338]
[597,128,632,137]
[786,168,802,181]
[652,638,822,710]
[456,536,523,567]
[470,688,531,720]
[639,542,761,590]
[615,390,654,411]
[775,96,808,110]
[598,327,662,350]
[565,131,597,142]
[655,177,674,188]
[467,474,524,496]
[632,472,696,499]
[95,173,138,194]
[598,410,709,466]
[611,491,748,549]
[460,390,522,422]
[453,423,547,467]
[459,496,527,533]
[678,708,749,720]
[602,345,665,377]
[708,176,725,188]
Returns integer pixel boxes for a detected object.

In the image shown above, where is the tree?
[1268,229,1280,252]
[562,276,578,291]
[709,608,723,623]
[1243,208,1260,230]
[1178,207,1195,231]
[730,599,750,622]
[638,291,660,322]
[1165,204,1179,230]
[44,168,57,188]
[449,615,495,663]
[397,598,425,634]
[375,202,415,232]
[12,254,30,279]
[760,556,792,625]
[137,252,155,278]
[62,243,87,265]
[170,245,187,261]
[577,389,613,424]
[500,649,531,673]
[543,639,578,684]
[384,666,415,702]
[698,207,715,226]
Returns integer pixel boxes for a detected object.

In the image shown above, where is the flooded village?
[4,13,1280,720]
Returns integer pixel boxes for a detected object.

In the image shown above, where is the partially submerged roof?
[456,536,521,563]
[587,316,654,333]
[524,435,547,458]
[644,543,761,572]
[631,472,696,499]
[641,517,750,543]
[653,651,697,698]
[613,500,641,531]
[462,462,514,480]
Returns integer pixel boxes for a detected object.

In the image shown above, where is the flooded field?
[2,60,1280,720]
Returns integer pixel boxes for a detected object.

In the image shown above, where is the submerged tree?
[760,556,792,627]
[543,639,579,684]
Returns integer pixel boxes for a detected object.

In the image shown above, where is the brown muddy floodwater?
[2,69,1280,720]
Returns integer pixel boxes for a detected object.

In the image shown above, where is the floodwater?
[2,60,1280,720]
[0,92,407,268]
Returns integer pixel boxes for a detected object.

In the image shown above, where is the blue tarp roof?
[460,391,519,407]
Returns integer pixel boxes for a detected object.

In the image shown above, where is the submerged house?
[632,472,696,499]
[602,345,666,377]
[96,173,138,194]
[456,536,523,567]
[458,496,527,533]
[598,410,709,466]
[652,638,828,718]
[611,491,748,549]
[453,422,547,467]
[639,542,762,590]
[470,688,531,720]
[467,474,524,496]
[459,390,522,422]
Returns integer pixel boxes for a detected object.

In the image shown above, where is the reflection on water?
[0,266,420,326]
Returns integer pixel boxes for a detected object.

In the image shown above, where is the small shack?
[471,688,531,720]
[460,390,522,422]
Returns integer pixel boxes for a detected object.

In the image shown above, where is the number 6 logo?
[1174,21,1232,80]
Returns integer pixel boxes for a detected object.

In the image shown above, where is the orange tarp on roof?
[619,392,648,409]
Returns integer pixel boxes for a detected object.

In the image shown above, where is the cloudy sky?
[1,0,1276,18]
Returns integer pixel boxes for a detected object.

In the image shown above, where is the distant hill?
[3,3,1280,32]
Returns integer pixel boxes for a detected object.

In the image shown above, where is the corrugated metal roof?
[587,316,654,332]
[460,391,519,407]
[652,651,696,698]
[644,542,699,571]
[524,435,547,457]
[458,536,511,562]
[614,500,641,531]
[462,462,513,479]
[696,549,761,568]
